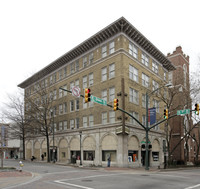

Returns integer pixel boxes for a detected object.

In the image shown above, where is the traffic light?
[164,109,168,119]
[195,103,199,115]
[113,98,119,111]
[84,88,91,103]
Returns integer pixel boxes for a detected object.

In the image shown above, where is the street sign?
[72,86,81,97]
[177,109,190,116]
[91,95,107,105]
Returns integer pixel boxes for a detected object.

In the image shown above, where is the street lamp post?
[145,83,172,170]
[79,131,82,166]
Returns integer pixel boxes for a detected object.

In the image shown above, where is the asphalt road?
[3,160,200,189]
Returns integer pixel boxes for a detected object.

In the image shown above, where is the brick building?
[167,46,194,164]
[18,17,175,167]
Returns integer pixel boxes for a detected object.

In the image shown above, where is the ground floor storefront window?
[152,152,159,161]
[83,151,95,160]
[71,150,80,163]
[128,150,138,162]
[102,150,116,161]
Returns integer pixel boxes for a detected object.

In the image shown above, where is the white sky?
[0,0,200,108]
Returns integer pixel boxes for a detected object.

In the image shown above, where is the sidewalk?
[0,170,33,189]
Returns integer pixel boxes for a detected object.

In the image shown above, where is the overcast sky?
[0,0,200,109]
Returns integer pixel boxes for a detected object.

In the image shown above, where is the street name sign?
[91,95,107,105]
[177,109,190,116]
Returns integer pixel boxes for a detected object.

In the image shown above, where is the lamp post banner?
[149,107,156,125]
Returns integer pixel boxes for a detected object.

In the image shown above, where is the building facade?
[18,17,175,167]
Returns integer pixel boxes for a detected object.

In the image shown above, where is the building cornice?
[18,17,175,89]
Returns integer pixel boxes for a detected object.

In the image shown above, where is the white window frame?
[129,88,139,104]
[142,73,149,88]
[109,111,115,123]
[59,104,63,115]
[102,112,107,124]
[63,102,67,114]
[129,42,138,59]
[75,79,79,87]
[83,76,87,89]
[101,67,107,81]
[109,87,115,102]
[152,61,158,74]
[109,63,115,79]
[70,63,74,74]
[129,65,138,82]
[64,121,67,130]
[109,41,115,54]
[102,45,107,58]
[142,52,149,67]
[75,99,79,111]
[83,98,87,109]
[89,73,94,86]
[70,100,74,112]
[59,121,63,131]
[83,116,87,128]
[83,56,87,68]
[75,60,79,72]
[89,53,94,64]
[63,85,67,96]
[89,115,94,127]
[102,89,107,102]
[70,120,74,129]
[75,118,79,129]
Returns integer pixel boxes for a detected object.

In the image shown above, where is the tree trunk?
[46,134,50,162]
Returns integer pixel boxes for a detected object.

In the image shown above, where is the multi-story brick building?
[167,46,194,164]
[18,17,175,167]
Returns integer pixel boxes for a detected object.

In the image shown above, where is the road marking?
[55,180,94,189]
[184,184,200,189]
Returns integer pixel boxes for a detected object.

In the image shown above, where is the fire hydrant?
[19,161,24,172]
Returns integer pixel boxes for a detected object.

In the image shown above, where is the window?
[63,102,67,113]
[109,111,115,123]
[64,67,67,77]
[89,73,93,86]
[102,112,107,124]
[129,88,139,104]
[45,79,48,87]
[63,85,67,96]
[59,122,63,131]
[50,76,53,85]
[83,98,87,109]
[152,80,159,92]
[70,100,74,112]
[64,121,67,130]
[83,56,87,68]
[84,151,95,161]
[153,99,159,113]
[59,70,62,80]
[53,89,57,100]
[70,120,74,129]
[70,63,74,74]
[109,41,115,54]
[54,123,57,132]
[70,81,74,90]
[59,104,63,115]
[83,76,87,89]
[83,116,87,127]
[89,53,94,64]
[54,73,57,83]
[102,89,107,102]
[75,60,79,72]
[102,45,107,58]
[129,65,138,82]
[109,87,115,102]
[152,61,158,74]
[142,52,149,67]
[101,67,107,81]
[75,79,79,87]
[89,115,94,126]
[109,63,115,79]
[129,42,138,59]
[75,118,79,129]
[168,72,173,84]
[59,88,63,98]
[142,94,146,108]
[142,73,149,88]
[142,115,146,126]
[130,112,139,126]
[75,99,79,111]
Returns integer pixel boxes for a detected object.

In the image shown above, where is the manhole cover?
[81,180,93,182]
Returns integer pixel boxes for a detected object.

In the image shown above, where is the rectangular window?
[142,52,149,67]
[102,112,107,124]
[64,121,67,130]
[89,73,94,86]
[70,100,74,112]
[109,63,115,79]
[59,88,63,98]
[142,73,149,88]
[59,104,63,115]
[129,65,138,82]
[83,76,87,89]
[130,112,139,126]
[59,122,63,131]
[109,41,115,54]
[63,85,67,96]
[153,99,159,113]
[109,87,115,102]
[75,118,79,129]
[83,56,87,68]
[70,120,74,129]
[70,81,74,90]
[83,116,87,128]
[129,88,139,104]
[75,60,79,72]
[142,94,146,108]
[45,79,48,87]
[63,102,67,113]
[142,115,146,126]
[152,61,158,74]
[75,99,79,111]
[102,89,107,102]
[102,45,107,58]
[84,151,95,161]
[75,79,79,87]
[89,53,94,64]
[101,67,107,81]
[59,70,62,80]
[64,67,67,77]
[54,123,57,132]
[70,63,75,74]
[152,80,159,92]
[53,89,57,100]
[50,76,53,85]
[89,115,94,127]
[54,73,57,83]
[129,42,138,59]
[83,98,87,109]
[109,111,115,123]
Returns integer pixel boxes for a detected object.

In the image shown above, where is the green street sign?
[91,95,107,106]
[177,109,190,116]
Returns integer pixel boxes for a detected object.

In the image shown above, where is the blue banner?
[149,107,156,125]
